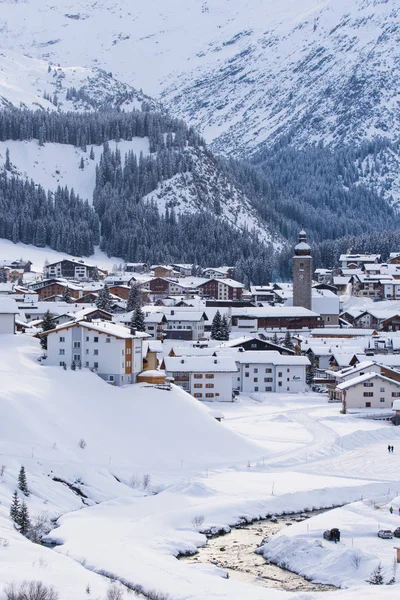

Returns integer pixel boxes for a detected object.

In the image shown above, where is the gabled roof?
[164,355,238,373]
[337,372,400,391]
[233,350,310,366]
[39,319,149,340]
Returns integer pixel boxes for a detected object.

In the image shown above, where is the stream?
[181,510,336,592]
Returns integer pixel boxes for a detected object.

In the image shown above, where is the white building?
[233,351,309,394]
[41,320,149,385]
[0,299,18,334]
[163,355,238,402]
[336,372,400,411]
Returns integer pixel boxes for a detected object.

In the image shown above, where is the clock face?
[299,274,304,279]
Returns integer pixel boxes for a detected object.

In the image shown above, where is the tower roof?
[295,230,311,256]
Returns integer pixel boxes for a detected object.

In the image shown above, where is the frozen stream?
[181,510,336,592]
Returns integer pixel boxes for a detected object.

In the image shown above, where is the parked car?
[323,528,340,542]
[377,529,393,539]
[393,527,400,538]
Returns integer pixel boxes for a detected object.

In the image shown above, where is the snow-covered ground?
[2,334,400,598]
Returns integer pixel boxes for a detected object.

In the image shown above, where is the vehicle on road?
[377,529,393,539]
[393,527,400,538]
[323,528,341,542]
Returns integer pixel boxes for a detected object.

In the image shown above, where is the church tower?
[293,230,312,310]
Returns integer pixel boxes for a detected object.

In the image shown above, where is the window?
[122,349,124,356]
[194,383,202,388]
[205,374,214,379]
[254,368,258,373]
[392,392,400,397]
[122,362,124,369]
[264,378,273,382]
[59,336,65,343]
[73,341,80,348]
[365,402,371,408]
[109,376,115,382]
[287,378,290,382]
[278,372,282,377]
[265,387,272,392]
[265,368,272,373]
[59,349,65,355]
[94,349,98,355]
[245,364,249,368]
[363,392,373,397]
[287,387,290,391]
[194,374,202,379]
[254,387,259,391]
[73,354,80,362]
[59,361,66,367]
[278,382,282,387]
[245,372,249,377]
[94,337,99,343]
[194,393,202,398]
[215,393,220,397]
[126,361,131,367]
[205,393,214,398]
[85,361,89,367]
[363,382,373,387]
[86,336,89,342]
[205,383,214,388]
[287,368,290,373]
[380,387,385,392]
[94,362,98,369]
[126,348,131,355]
[106,338,111,343]
[85,349,89,354]
[380,398,385,403]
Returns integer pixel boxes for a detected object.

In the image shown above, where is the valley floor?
[1,337,400,599]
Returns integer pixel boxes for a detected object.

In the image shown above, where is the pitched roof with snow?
[164,355,238,373]
[337,372,400,391]
[233,350,310,366]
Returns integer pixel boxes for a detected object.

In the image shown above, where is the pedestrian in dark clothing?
[388,445,391,453]
[392,446,395,453]
[390,506,394,514]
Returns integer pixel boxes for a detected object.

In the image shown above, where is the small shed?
[136,370,166,385]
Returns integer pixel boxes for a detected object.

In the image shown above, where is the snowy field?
[2,336,400,598]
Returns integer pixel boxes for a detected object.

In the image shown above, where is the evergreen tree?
[9,490,20,523]
[272,332,279,345]
[40,310,57,349]
[71,361,76,371]
[366,563,385,585]
[62,287,73,303]
[95,284,112,312]
[0,268,7,283]
[18,466,29,496]
[220,314,230,341]
[283,331,294,350]
[211,310,222,340]
[79,157,85,170]
[130,306,146,332]
[90,146,95,160]
[126,285,143,313]
[5,147,11,171]
[306,350,316,386]
[18,500,30,535]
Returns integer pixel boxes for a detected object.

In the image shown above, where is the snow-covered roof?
[231,306,320,318]
[311,328,377,336]
[166,311,206,322]
[337,372,400,391]
[169,346,215,357]
[44,319,149,339]
[333,276,350,285]
[164,355,238,373]
[234,350,309,366]
[340,254,381,262]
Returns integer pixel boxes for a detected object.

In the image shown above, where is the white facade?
[0,299,17,334]
[233,351,309,394]
[336,372,400,410]
[43,321,148,385]
[164,355,237,402]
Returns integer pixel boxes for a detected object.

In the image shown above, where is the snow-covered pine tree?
[95,284,112,312]
[5,148,11,171]
[272,332,279,345]
[9,490,20,522]
[62,287,72,303]
[126,286,143,313]
[40,310,57,349]
[0,268,7,283]
[131,306,146,332]
[18,466,30,496]
[18,500,31,535]
[283,330,294,350]
[306,350,316,385]
[220,314,230,341]
[90,146,95,160]
[79,157,85,170]
[211,310,222,340]
[366,562,385,585]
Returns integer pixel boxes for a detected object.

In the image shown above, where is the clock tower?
[293,230,312,311]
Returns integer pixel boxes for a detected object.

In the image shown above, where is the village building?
[151,265,175,278]
[250,285,275,304]
[230,306,323,332]
[0,299,18,334]
[219,336,295,355]
[163,355,237,402]
[197,278,245,301]
[336,372,400,411]
[39,320,149,385]
[125,262,148,273]
[202,266,234,279]
[163,310,208,341]
[233,351,309,394]
[44,259,98,281]
[340,254,381,269]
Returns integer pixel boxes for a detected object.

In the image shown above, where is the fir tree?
[18,500,30,535]
[62,287,73,303]
[90,146,95,160]
[220,314,230,341]
[272,332,279,345]
[126,285,143,313]
[5,147,11,171]
[211,310,222,340]
[366,562,385,585]
[0,268,7,283]
[283,331,294,350]
[306,350,316,386]
[9,490,20,523]
[71,361,76,371]
[95,284,112,312]
[18,465,30,496]
[40,310,57,349]
[131,306,146,332]
[79,157,85,170]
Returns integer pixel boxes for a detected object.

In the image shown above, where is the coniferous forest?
[1,107,400,282]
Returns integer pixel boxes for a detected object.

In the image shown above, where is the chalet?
[233,351,309,394]
[340,254,381,269]
[325,360,400,400]
[389,253,400,264]
[125,262,148,273]
[108,285,131,301]
[314,268,333,284]
[140,277,170,299]
[0,259,32,272]
[197,278,244,301]
[31,280,83,301]
[336,372,400,411]
[219,336,295,355]
[381,314,400,332]
[351,309,399,330]
[104,274,137,287]
[39,320,149,385]
[151,265,175,278]
[202,266,234,279]
[44,259,98,281]
[0,299,18,334]
[163,355,237,402]
[333,276,350,294]
[230,306,323,332]
[163,310,208,341]
[250,285,275,304]
[171,264,193,277]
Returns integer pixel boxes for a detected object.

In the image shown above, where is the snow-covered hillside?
[0,51,156,112]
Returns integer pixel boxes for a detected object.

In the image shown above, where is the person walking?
[388,444,391,453]
[390,506,394,514]
[392,446,395,453]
